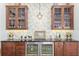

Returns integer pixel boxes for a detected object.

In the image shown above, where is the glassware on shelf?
[9,19,15,29]
[8,8,16,29]
[6,6,28,29]
[18,19,25,29]
[52,5,73,30]
[9,8,16,18]
[64,8,71,29]
[54,8,62,29]
[54,22,61,29]
[18,8,25,29]
[18,8,25,18]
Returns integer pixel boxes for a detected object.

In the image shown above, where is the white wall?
[0,3,79,41]
[72,4,79,41]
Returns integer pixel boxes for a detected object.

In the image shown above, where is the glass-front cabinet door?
[6,5,28,29]
[64,7,73,29]
[27,44,38,56]
[18,7,28,29]
[7,7,16,29]
[41,44,52,56]
[51,5,74,30]
[26,42,53,56]
[18,8,25,29]
[54,8,62,29]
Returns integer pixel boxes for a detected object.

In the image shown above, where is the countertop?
[1,39,78,42]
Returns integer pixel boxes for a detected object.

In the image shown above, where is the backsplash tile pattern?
[0,3,79,41]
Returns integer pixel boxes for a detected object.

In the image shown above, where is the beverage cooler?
[25,42,54,56]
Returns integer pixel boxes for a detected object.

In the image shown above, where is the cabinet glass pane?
[18,8,25,19]
[64,8,71,29]
[41,44,52,55]
[27,44,38,55]
[6,6,28,29]
[18,8,25,29]
[55,8,61,16]
[18,19,25,29]
[9,8,16,18]
[8,8,16,29]
[54,8,62,29]
[9,19,15,28]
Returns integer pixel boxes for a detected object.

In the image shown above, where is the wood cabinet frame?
[1,41,79,56]
[54,42,64,56]
[54,41,78,56]
[6,5,28,30]
[64,42,78,56]
[51,5,74,30]
[1,41,25,56]
[1,41,15,56]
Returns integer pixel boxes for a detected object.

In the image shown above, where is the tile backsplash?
[0,3,79,41]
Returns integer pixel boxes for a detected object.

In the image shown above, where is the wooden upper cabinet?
[51,5,74,30]
[6,5,28,30]
[64,42,77,56]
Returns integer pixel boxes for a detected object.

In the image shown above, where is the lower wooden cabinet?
[2,42,15,56]
[1,41,79,56]
[54,41,78,56]
[64,42,78,56]
[54,42,64,56]
[1,41,25,56]
[78,42,79,56]
[15,42,25,56]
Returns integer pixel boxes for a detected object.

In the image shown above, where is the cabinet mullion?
[25,7,28,29]
[70,6,74,29]
[61,7,65,29]
[16,7,19,29]
[51,7,55,29]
